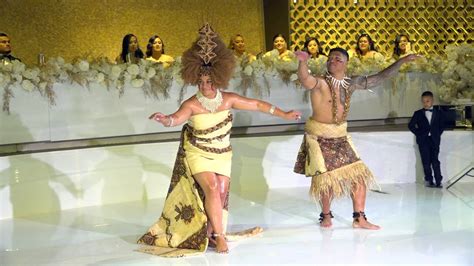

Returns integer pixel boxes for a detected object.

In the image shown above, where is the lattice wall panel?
[290,0,473,56]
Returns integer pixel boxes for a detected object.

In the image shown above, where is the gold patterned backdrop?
[0,0,265,65]
[290,0,473,57]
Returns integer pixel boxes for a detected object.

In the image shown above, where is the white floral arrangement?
[437,44,474,103]
[235,54,269,97]
[307,57,327,76]
[0,60,52,113]
[1,43,473,113]
[262,49,299,84]
[0,56,177,113]
[347,57,385,76]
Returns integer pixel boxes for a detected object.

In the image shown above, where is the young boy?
[408,91,445,188]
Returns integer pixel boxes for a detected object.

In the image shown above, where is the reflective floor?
[1,182,473,265]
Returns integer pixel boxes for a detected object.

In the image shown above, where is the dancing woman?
[137,23,301,257]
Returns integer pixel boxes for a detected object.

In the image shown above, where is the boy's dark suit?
[408,106,445,186]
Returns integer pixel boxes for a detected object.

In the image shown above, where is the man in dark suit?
[0,33,21,62]
[408,91,445,188]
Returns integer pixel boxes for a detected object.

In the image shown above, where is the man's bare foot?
[319,211,334,228]
[353,219,380,230]
[352,211,380,230]
[214,235,228,254]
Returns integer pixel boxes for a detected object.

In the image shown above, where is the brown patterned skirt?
[294,119,377,200]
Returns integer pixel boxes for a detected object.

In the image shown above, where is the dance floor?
[1,182,472,265]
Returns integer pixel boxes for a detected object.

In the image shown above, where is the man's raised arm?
[352,54,421,90]
[296,51,319,90]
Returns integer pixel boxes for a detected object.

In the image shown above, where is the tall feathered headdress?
[181,23,235,89]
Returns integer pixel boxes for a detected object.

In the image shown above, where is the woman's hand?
[148,112,171,126]
[284,110,302,121]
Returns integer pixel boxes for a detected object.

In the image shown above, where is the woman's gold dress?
[137,110,262,257]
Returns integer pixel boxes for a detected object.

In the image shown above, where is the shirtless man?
[294,48,419,229]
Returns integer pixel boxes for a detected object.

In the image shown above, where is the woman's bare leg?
[217,174,230,209]
[193,172,228,253]
[207,174,230,248]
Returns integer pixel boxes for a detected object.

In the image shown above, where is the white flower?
[250,60,265,75]
[290,73,298,81]
[58,71,69,81]
[234,64,242,74]
[21,79,35,92]
[95,61,110,74]
[131,78,144,88]
[77,60,90,72]
[110,65,122,79]
[123,72,132,82]
[63,63,73,71]
[440,44,474,103]
[146,68,156,79]
[138,64,148,78]
[127,64,140,76]
[96,72,105,83]
[12,60,26,74]
[1,73,11,84]
[23,68,40,80]
[39,82,47,91]
[1,62,13,72]
[269,49,279,57]
[56,57,65,66]
[276,58,298,72]
[243,65,253,76]
[171,64,181,77]
[83,70,96,82]
[12,73,23,82]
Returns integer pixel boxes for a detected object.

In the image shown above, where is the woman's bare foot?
[208,236,216,248]
[319,212,333,228]
[352,212,380,230]
[214,235,228,254]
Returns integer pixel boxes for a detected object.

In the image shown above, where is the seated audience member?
[229,34,256,63]
[116,33,145,64]
[348,33,384,62]
[303,37,327,60]
[263,34,294,61]
[0,33,21,62]
[146,35,174,68]
[392,34,415,60]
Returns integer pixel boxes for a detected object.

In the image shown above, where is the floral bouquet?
[437,44,474,103]
[1,60,49,113]
[236,54,269,97]
[307,57,327,76]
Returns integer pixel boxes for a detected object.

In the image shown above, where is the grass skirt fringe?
[310,160,377,201]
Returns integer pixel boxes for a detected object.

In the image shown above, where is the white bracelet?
[167,116,174,127]
[269,105,276,115]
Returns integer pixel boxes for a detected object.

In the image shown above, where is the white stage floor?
[1,182,472,265]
